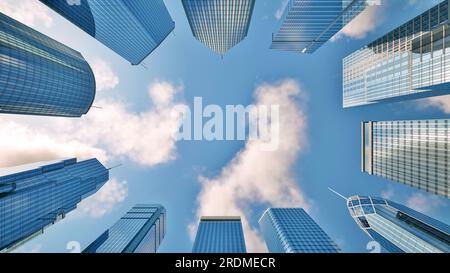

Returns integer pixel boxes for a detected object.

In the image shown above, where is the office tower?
[259,208,340,253]
[0,158,109,252]
[362,120,449,198]
[192,216,246,253]
[39,0,175,65]
[344,0,450,108]
[0,12,95,117]
[271,0,373,53]
[342,194,450,253]
[83,204,166,253]
[182,0,256,55]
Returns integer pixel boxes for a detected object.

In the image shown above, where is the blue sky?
[1,0,449,253]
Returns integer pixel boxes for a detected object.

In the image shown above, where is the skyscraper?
[0,12,95,117]
[39,0,175,65]
[362,120,449,198]
[182,0,256,55]
[271,0,373,53]
[83,204,166,253]
[342,194,450,253]
[0,158,109,252]
[259,208,340,253]
[192,216,246,253]
[343,0,450,108]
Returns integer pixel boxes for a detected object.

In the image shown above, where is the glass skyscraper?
[346,195,450,253]
[362,120,449,198]
[0,158,109,252]
[83,204,166,253]
[271,0,373,53]
[39,0,175,65]
[259,208,340,253]
[182,0,256,55]
[344,0,450,108]
[0,12,95,117]
[192,216,246,253]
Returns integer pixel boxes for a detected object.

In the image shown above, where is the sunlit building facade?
[344,0,450,107]
[192,216,246,253]
[40,0,175,65]
[347,195,450,253]
[362,120,449,198]
[271,0,374,53]
[182,0,256,55]
[0,12,95,117]
[259,208,340,253]
[83,204,166,253]
[0,158,109,252]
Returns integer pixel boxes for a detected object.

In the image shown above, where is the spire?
[328,187,348,201]
[107,164,122,171]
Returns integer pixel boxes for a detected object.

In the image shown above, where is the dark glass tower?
[192,216,246,253]
[0,158,109,252]
[345,195,450,253]
[271,0,372,53]
[362,120,449,198]
[0,12,96,117]
[40,0,175,65]
[83,204,166,253]
[182,0,256,55]
[259,208,340,253]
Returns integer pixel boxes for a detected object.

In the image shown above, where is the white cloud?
[75,178,128,218]
[0,0,53,28]
[380,187,395,200]
[90,59,119,92]
[149,81,181,109]
[0,80,185,168]
[333,6,384,40]
[417,95,450,114]
[406,193,446,214]
[190,80,310,253]
[12,243,43,253]
[275,0,289,20]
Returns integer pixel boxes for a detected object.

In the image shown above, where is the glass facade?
[83,204,166,253]
[0,12,95,117]
[0,158,109,252]
[347,195,450,253]
[182,0,256,55]
[40,0,175,65]
[192,216,246,253]
[259,208,340,253]
[362,120,449,198]
[271,0,373,53]
[344,0,450,108]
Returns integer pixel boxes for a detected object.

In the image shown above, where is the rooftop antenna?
[107,164,122,171]
[91,105,103,109]
[141,62,148,70]
[328,187,348,201]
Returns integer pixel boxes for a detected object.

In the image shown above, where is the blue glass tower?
[0,12,95,117]
[192,216,246,253]
[259,208,340,253]
[39,0,175,65]
[0,158,109,252]
[345,195,450,253]
[83,204,166,253]
[271,0,373,53]
[343,0,450,108]
[182,0,256,55]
